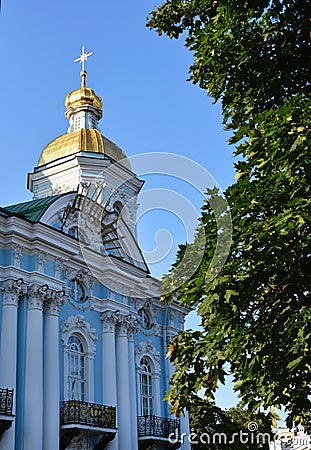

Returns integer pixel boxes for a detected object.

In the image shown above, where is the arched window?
[62,315,97,402]
[136,341,161,416]
[67,335,86,401]
[140,357,153,416]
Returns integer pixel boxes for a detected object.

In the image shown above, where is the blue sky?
[0,0,239,408]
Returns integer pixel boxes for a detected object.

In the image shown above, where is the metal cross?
[74,46,94,72]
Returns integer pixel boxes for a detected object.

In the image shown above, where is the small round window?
[138,309,152,330]
[68,279,86,304]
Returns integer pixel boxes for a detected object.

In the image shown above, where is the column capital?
[115,313,139,338]
[1,278,27,306]
[44,289,67,316]
[27,284,49,310]
[101,310,120,332]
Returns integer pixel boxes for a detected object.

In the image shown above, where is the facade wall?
[0,236,190,450]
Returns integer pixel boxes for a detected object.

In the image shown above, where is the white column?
[24,284,45,450]
[167,333,191,450]
[116,315,132,450]
[0,279,26,450]
[128,317,139,450]
[43,289,66,450]
[180,411,191,450]
[101,310,118,450]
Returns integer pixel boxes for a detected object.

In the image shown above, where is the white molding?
[62,315,97,402]
[135,340,161,416]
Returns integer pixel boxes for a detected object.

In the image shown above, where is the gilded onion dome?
[37,46,131,170]
[38,129,131,170]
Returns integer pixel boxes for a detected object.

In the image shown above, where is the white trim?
[62,315,97,402]
[40,192,77,226]
[135,341,161,416]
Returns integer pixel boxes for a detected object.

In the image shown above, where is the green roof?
[3,194,65,223]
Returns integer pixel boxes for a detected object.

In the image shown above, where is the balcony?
[60,400,117,450]
[0,388,14,439]
[137,415,181,449]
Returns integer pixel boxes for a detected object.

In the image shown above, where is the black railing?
[137,415,180,439]
[60,400,116,429]
[0,389,13,416]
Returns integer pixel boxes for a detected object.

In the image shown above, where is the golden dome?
[65,87,102,111]
[38,128,131,170]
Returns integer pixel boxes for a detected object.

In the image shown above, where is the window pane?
[140,358,153,415]
[67,335,86,402]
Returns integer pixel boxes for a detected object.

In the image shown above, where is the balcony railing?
[60,400,116,430]
[0,389,13,416]
[137,415,180,439]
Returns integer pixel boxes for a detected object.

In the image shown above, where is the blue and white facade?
[0,68,191,450]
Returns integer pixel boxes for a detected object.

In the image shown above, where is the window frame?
[136,342,161,417]
[67,335,86,401]
[62,315,97,403]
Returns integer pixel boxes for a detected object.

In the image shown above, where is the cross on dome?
[74,45,94,87]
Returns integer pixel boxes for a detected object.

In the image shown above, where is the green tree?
[188,397,272,449]
[148,0,311,425]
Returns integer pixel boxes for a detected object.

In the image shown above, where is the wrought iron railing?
[60,400,116,429]
[0,389,13,416]
[137,415,180,439]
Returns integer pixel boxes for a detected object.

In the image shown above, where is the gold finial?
[74,45,94,88]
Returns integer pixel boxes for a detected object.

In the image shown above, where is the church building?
[0,48,191,450]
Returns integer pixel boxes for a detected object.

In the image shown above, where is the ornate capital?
[62,315,97,353]
[101,310,120,332]
[44,289,67,316]
[135,340,161,375]
[115,313,139,338]
[1,278,27,306]
[27,284,51,310]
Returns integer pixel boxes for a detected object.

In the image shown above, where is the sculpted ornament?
[65,268,95,311]
[1,278,27,306]
[135,340,161,375]
[101,309,120,324]
[37,251,47,273]
[27,284,65,310]
[13,244,23,268]
[55,258,66,279]
[62,315,97,353]
[44,289,67,315]
[66,433,91,450]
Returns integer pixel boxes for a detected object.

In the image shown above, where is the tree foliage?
[148,0,311,425]
[188,397,273,449]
